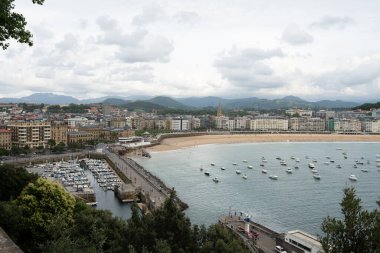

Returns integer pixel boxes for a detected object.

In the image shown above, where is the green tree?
[47,139,56,148]
[0,0,45,50]
[0,147,9,156]
[0,164,38,201]
[320,187,380,253]
[15,178,76,251]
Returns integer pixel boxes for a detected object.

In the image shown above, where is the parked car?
[274,245,287,253]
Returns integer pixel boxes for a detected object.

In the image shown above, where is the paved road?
[104,149,168,208]
[220,216,277,253]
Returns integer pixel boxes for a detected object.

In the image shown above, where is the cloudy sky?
[1,0,380,102]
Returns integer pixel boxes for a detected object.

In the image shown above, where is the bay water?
[134,142,380,235]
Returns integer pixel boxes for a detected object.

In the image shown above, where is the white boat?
[235,169,241,174]
[308,163,315,168]
[247,165,253,169]
[242,174,248,179]
[262,159,268,163]
[210,163,215,166]
[286,168,292,174]
[261,169,268,174]
[295,158,300,162]
[291,156,295,160]
[349,174,358,181]
[204,171,210,176]
[220,167,226,170]
[311,169,318,174]
[361,168,369,172]
[242,160,248,163]
[313,173,321,180]
[232,163,237,166]
[324,162,330,165]
[280,161,287,166]
[212,177,219,183]
[269,175,278,180]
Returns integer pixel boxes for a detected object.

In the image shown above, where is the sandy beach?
[147,134,380,152]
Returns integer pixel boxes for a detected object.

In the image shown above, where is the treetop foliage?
[0,0,45,50]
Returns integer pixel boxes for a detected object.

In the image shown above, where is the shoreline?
[147,133,380,152]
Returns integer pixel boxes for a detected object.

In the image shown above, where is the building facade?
[289,118,326,131]
[7,121,51,148]
[0,129,12,150]
[249,118,288,131]
[51,121,68,145]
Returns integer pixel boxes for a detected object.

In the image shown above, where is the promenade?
[104,149,170,208]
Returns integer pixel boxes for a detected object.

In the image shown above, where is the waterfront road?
[104,149,168,208]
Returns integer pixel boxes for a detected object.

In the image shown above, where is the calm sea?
[134,142,380,235]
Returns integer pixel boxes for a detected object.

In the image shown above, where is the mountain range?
[0,92,361,110]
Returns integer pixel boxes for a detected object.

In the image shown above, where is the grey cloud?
[99,29,148,47]
[55,34,78,52]
[111,65,154,82]
[133,4,167,26]
[73,64,94,76]
[310,16,354,30]
[96,16,118,31]
[173,11,200,24]
[315,59,380,89]
[32,25,54,40]
[116,34,174,63]
[35,68,56,79]
[215,47,284,89]
[282,24,313,45]
[78,19,88,30]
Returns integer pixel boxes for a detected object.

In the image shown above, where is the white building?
[372,109,380,119]
[170,118,189,131]
[362,119,380,133]
[215,116,230,129]
[289,118,326,131]
[285,230,324,253]
[286,109,313,117]
[67,116,95,127]
[250,118,288,131]
[334,119,361,132]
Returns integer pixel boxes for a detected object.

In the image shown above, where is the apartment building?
[289,118,326,131]
[110,117,126,128]
[0,129,12,150]
[171,118,190,131]
[361,119,380,133]
[286,109,313,117]
[51,121,68,145]
[334,119,361,132]
[7,121,51,148]
[215,116,230,129]
[250,118,288,131]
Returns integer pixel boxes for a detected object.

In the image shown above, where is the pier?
[104,148,174,209]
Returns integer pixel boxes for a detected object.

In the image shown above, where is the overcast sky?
[1,0,380,102]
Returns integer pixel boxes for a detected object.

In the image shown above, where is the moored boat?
[220,167,226,170]
[269,175,278,180]
[204,171,210,176]
[242,174,248,179]
[313,173,321,180]
[286,168,292,174]
[247,165,253,169]
[349,174,358,181]
[308,163,315,169]
[212,177,219,183]
[261,169,268,174]
[235,169,241,174]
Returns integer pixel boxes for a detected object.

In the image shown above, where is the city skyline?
[1,0,380,102]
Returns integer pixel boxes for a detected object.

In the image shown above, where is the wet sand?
[147,134,380,152]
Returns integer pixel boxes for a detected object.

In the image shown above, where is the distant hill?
[102,98,130,105]
[0,92,360,109]
[124,101,165,112]
[353,101,380,110]
[0,93,80,104]
[148,96,189,109]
